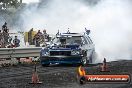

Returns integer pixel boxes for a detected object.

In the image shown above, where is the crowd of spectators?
[0,22,20,48]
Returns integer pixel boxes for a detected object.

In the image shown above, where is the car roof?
[57,33,83,37]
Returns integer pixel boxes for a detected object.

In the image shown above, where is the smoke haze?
[1,0,132,62]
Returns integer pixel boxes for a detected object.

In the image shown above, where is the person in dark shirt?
[0,30,3,41]
[3,29,9,46]
[13,36,20,47]
[2,22,8,33]
[0,30,3,47]
[37,30,42,36]
[33,30,43,47]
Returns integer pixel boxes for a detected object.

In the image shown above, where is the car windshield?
[51,36,84,45]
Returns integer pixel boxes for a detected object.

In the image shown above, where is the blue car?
[40,30,95,66]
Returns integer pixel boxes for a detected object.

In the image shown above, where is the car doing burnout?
[40,29,95,66]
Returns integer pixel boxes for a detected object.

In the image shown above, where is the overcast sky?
[22,0,39,3]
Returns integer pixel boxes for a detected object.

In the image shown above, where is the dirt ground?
[0,60,132,88]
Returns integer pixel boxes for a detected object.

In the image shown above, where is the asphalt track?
[0,60,132,88]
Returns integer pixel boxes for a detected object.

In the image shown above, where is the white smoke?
[90,0,132,62]
[16,0,132,62]
[22,0,39,4]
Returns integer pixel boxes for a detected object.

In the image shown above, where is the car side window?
[74,40,81,44]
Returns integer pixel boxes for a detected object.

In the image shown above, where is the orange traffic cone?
[30,65,42,84]
[100,58,109,72]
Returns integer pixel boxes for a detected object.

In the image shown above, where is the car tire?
[81,57,88,66]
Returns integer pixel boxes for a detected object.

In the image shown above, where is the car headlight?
[71,50,80,55]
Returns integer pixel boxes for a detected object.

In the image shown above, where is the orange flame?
[78,66,86,76]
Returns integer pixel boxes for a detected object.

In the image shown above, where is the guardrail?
[0,47,42,59]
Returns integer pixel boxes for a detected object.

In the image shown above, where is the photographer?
[13,36,20,47]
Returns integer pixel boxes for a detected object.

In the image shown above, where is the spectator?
[0,30,2,41]
[3,29,9,46]
[43,29,49,42]
[37,29,41,36]
[33,30,43,47]
[13,36,20,47]
[2,22,8,33]
[0,30,3,47]
[34,34,40,47]
[8,36,12,44]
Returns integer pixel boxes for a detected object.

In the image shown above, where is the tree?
[0,0,22,10]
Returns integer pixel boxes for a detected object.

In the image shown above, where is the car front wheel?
[81,57,88,66]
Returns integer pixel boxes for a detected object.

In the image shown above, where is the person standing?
[43,29,49,42]
[13,36,20,47]
[2,22,9,46]
[0,30,4,48]
[2,22,8,33]
[33,30,42,47]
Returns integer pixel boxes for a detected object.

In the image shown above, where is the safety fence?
[0,47,42,59]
